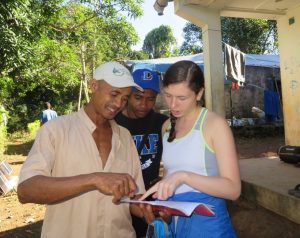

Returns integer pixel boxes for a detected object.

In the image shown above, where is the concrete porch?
[239,157,300,224]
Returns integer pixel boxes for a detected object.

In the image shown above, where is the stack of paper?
[0,161,18,194]
[121,197,215,217]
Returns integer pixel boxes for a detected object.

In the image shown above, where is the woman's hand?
[139,172,186,201]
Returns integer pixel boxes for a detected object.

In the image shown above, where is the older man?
[17,62,150,238]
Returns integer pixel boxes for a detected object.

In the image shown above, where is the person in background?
[40,102,58,126]
[115,68,168,237]
[17,62,153,238]
[140,60,241,237]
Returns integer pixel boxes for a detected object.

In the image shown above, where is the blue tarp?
[125,53,279,74]
[131,62,204,74]
[126,53,279,86]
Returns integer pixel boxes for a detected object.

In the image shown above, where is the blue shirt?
[40,109,58,124]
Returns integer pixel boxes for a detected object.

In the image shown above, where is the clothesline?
[244,83,265,90]
[222,42,279,68]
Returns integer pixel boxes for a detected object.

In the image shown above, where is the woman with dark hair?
[141,60,241,237]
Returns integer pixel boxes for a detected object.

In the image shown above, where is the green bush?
[0,123,7,162]
[27,120,40,138]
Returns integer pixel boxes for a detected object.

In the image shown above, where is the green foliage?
[0,105,8,161]
[0,0,63,76]
[0,0,143,133]
[180,23,202,55]
[221,18,277,54]
[143,25,176,58]
[0,123,6,161]
[173,47,182,56]
[0,77,13,101]
[27,120,40,138]
[180,18,278,55]
[128,50,149,60]
[4,33,81,132]
[95,16,139,61]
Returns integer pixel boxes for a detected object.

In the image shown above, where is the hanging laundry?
[264,90,280,123]
[224,44,246,86]
[231,81,240,90]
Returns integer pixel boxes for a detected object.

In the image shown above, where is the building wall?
[225,66,281,119]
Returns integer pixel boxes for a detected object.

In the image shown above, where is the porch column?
[277,6,300,145]
[174,1,225,116]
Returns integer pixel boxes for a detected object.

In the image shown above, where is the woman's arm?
[140,113,241,201]
[198,112,241,200]
[171,114,241,200]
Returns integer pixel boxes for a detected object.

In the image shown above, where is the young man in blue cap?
[115,68,168,238]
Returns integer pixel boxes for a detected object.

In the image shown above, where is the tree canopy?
[142,25,176,59]
[0,0,143,132]
[180,23,202,55]
[180,17,278,55]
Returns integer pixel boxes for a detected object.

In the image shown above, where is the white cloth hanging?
[224,43,246,85]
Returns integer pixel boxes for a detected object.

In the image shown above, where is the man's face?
[91,80,132,120]
[126,89,157,119]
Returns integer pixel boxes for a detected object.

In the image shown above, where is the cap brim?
[131,83,144,92]
[103,79,143,92]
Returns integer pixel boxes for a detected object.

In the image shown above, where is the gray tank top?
[163,108,219,194]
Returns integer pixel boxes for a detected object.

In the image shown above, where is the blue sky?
[129,1,188,51]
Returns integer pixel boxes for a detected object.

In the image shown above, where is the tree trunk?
[80,44,90,103]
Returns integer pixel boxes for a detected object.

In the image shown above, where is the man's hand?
[129,195,156,224]
[138,203,155,224]
[93,172,137,204]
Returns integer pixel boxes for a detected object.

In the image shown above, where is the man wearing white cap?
[17,62,152,238]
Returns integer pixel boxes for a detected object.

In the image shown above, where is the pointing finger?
[139,184,158,201]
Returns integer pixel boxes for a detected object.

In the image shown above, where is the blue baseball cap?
[132,69,160,93]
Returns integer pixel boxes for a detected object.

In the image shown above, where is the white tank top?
[162,108,219,194]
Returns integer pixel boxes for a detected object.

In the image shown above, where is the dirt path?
[0,138,44,238]
[1,134,300,238]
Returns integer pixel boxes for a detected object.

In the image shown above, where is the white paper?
[121,197,214,216]
[0,161,17,194]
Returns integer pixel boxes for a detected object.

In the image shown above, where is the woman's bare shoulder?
[204,110,230,131]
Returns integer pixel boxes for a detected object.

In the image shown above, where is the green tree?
[49,2,141,62]
[143,25,176,58]
[0,0,61,76]
[180,18,278,55]
[128,50,149,60]
[0,0,144,132]
[222,18,277,54]
[180,23,202,55]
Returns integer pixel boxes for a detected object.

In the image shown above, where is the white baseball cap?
[93,62,143,91]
